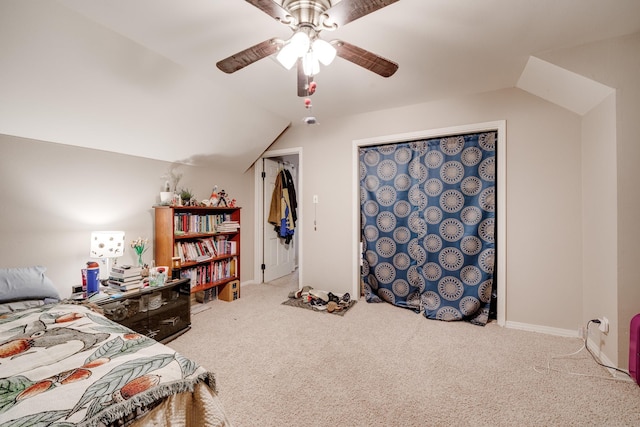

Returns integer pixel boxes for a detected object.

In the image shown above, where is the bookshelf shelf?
[190,276,237,294]
[153,205,241,302]
[173,231,237,240]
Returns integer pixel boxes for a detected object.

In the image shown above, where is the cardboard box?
[219,280,240,302]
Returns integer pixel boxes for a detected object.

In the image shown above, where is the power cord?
[533,319,632,381]
[585,319,632,379]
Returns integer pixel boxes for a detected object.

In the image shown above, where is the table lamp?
[90,231,125,280]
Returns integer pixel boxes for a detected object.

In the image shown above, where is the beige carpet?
[168,273,640,426]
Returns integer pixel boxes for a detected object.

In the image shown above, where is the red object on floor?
[630,314,640,385]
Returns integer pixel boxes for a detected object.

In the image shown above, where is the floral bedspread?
[0,303,215,426]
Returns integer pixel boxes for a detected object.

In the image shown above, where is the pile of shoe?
[288,286,350,313]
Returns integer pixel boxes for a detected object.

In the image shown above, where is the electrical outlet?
[313,195,318,204]
[598,317,609,334]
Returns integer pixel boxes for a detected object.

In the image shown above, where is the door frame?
[352,121,506,326]
[254,147,303,285]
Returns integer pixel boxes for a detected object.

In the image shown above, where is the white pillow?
[0,266,60,303]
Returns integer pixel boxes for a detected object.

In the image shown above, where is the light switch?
[313,195,318,204]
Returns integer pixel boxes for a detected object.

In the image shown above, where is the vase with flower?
[131,237,148,268]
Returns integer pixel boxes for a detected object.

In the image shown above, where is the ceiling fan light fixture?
[302,51,320,76]
[289,31,310,52]
[218,0,400,89]
[276,30,311,70]
[276,43,299,70]
[312,38,336,65]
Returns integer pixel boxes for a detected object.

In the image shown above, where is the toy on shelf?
[217,189,229,207]
[202,185,234,207]
[209,185,219,207]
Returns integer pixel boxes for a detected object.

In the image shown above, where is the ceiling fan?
[216,0,400,97]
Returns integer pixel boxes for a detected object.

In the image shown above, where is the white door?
[263,158,296,282]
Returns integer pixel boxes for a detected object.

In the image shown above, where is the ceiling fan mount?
[280,0,335,30]
[216,0,400,97]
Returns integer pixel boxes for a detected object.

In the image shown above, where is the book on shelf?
[212,236,236,255]
[174,237,221,263]
[179,256,237,289]
[216,220,240,232]
[173,212,221,234]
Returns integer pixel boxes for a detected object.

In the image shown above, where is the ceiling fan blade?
[244,0,294,24]
[216,38,283,74]
[297,58,314,97]
[323,0,400,28]
[330,40,398,77]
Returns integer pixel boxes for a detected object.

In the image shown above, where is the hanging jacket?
[268,169,296,243]
[283,168,298,226]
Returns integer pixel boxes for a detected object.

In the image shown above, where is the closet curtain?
[359,131,496,325]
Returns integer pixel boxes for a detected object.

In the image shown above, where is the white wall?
[581,93,618,363]
[0,134,255,298]
[268,87,584,330]
[540,31,640,367]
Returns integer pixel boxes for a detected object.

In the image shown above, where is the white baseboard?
[505,321,579,338]
[239,280,256,287]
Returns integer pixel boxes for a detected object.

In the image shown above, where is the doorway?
[254,148,302,287]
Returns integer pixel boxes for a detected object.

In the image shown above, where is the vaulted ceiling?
[2,0,639,169]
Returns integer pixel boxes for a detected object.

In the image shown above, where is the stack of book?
[216,220,240,233]
[107,265,143,291]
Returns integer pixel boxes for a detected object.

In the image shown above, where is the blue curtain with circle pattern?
[359,132,496,325]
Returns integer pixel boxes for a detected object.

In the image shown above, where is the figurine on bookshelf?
[217,189,229,207]
[209,185,219,206]
[207,185,229,207]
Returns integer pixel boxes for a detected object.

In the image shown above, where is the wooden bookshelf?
[153,205,240,301]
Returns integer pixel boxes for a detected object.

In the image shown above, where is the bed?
[0,266,231,426]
